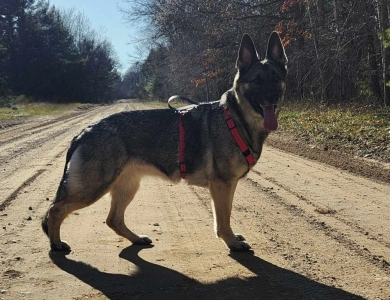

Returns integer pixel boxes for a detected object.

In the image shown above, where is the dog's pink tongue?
[261,105,278,131]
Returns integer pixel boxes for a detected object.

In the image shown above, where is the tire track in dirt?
[233,177,389,297]
[251,169,390,250]
[252,147,390,245]
[0,169,46,211]
[0,109,95,145]
[0,105,118,166]
[244,175,390,273]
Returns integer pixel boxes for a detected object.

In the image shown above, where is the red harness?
[179,113,187,178]
[179,107,255,179]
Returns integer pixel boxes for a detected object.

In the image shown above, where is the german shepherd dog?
[42,32,287,252]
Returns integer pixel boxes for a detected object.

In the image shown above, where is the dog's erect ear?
[266,32,287,66]
[236,34,258,73]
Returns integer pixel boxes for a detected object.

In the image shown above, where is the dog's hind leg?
[209,180,251,252]
[106,165,152,245]
[43,182,109,251]
[42,146,115,251]
[43,197,95,251]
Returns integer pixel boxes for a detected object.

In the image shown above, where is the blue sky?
[48,0,141,74]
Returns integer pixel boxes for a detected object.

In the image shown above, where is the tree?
[123,0,290,102]
[376,0,390,107]
[122,0,390,107]
[0,0,34,95]
[13,1,80,99]
[0,0,120,103]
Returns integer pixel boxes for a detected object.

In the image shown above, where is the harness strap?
[223,108,255,165]
[179,114,186,179]
[178,107,255,180]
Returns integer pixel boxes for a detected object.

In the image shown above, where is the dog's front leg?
[208,180,251,251]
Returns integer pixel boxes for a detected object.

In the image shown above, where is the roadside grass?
[141,99,167,108]
[279,103,390,162]
[0,96,92,121]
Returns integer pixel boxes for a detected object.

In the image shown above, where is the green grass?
[142,99,168,108]
[279,103,390,162]
[0,96,91,121]
[0,103,86,121]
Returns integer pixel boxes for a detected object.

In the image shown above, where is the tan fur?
[105,160,172,244]
[209,180,244,248]
[66,147,84,193]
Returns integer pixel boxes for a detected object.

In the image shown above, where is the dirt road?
[1,101,389,300]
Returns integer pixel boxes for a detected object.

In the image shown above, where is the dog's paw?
[132,235,152,245]
[50,241,71,252]
[228,235,251,252]
[229,240,251,252]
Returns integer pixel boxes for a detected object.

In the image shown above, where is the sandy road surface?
[0,101,389,300]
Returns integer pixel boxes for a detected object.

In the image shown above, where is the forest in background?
[2,0,390,107]
[0,0,120,104]
[121,0,390,108]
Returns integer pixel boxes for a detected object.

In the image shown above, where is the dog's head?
[234,32,287,131]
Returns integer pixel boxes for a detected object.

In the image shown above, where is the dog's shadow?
[50,246,363,300]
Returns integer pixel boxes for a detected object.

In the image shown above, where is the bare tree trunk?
[366,0,383,103]
[295,2,305,100]
[376,0,390,107]
[368,34,384,101]
[308,0,327,103]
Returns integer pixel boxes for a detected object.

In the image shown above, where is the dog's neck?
[221,89,269,160]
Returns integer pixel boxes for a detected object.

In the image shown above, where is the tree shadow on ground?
[50,245,364,300]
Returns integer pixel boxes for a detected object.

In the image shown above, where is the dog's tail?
[41,135,81,237]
